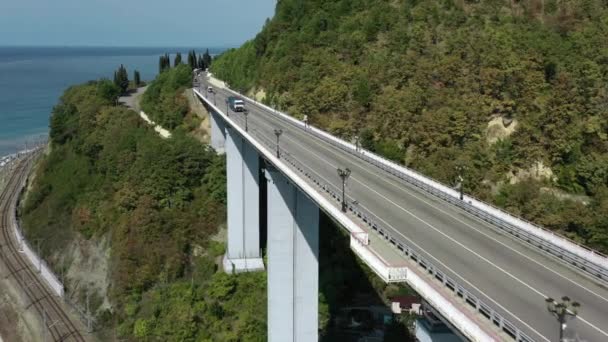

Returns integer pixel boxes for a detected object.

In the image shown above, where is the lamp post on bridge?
[456,165,466,201]
[546,296,580,342]
[274,129,283,158]
[337,168,351,212]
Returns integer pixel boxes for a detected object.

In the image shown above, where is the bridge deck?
[196,78,608,342]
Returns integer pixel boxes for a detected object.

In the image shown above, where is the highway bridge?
[193,74,608,342]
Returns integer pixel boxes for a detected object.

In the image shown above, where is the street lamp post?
[456,165,465,200]
[337,168,351,212]
[546,296,580,341]
[274,129,283,158]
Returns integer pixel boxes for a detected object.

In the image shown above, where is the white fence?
[10,153,65,297]
[350,235,407,283]
[214,76,608,282]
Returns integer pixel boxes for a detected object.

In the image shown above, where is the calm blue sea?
[0,46,224,157]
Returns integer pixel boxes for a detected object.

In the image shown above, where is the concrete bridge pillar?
[265,166,319,342]
[223,127,264,273]
[210,110,226,153]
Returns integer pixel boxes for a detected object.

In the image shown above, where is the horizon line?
[0,44,238,49]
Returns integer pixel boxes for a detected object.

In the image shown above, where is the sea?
[0,46,224,158]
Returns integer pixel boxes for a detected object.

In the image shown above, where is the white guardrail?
[215,77,608,283]
[195,87,530,342]
[10,152,65,297]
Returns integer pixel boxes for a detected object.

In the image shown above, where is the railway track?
[0,151,85,342]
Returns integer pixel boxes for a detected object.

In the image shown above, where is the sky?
[0,0,276,48]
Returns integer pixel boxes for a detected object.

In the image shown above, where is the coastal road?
[0,153,86,342]
[196,76,608,342]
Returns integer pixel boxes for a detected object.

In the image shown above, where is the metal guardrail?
[236,94,608,283]
[225,114,535,342]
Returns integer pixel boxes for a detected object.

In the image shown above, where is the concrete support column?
[223,127,264,273]
[266,167,319,342]
[210,111,226,153]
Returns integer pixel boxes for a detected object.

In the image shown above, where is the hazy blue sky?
[0,0,276,47]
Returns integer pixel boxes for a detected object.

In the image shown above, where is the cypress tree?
[188,50,196,69]
[117,64,129,93]
[198,55,205,70]
[174,52,182,66]
[134,70,141,87]
[203,49,212,67]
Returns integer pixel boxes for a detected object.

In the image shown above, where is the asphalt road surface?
[195,77,608,342]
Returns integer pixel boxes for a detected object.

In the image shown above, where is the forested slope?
[20,74,266,340]
[212,0,608,252]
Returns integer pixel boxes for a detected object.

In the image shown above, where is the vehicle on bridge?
[227,96,245,112]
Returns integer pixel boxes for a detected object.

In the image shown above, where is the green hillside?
[21,67,414,340]
[212,0,608,252]
[20,74,266,340]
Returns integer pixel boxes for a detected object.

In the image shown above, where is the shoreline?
[0,132,48,162]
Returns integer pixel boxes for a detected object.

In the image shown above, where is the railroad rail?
[0,151,85,342]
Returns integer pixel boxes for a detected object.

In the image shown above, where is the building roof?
[390,295,419,309]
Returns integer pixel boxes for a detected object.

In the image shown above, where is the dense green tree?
[159,54,171,73]
[174,52,182,66]
[133,70,141,87]
[187,50,198,69]
[198,54,206,70]
[141,64,193,129]
[212,0,608,252]
[113,64,129,94]
[203,48,212,67]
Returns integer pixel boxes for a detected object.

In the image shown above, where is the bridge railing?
[231,116,534,342]
[224,85,608,283]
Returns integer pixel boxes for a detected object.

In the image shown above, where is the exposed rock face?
[507,160,556,184]
[486,116,517,145]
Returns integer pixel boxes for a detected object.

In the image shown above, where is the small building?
[390,295,421,315]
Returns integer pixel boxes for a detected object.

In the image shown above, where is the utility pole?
[546,296,580,341]
[337,168,351,212]
[274,129,283,158]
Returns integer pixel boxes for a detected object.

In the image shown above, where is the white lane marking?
[282,122,608,304]
[245,107,608,339]
[245,98,608,304]
[244,112,551,339]
[360,202,551,342]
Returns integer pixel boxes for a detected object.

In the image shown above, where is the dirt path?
[118,86,147,112]
[119,86,172,139]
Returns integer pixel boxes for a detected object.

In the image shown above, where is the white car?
[207,86,214,93]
